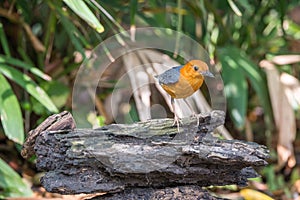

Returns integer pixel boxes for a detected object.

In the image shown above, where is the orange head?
[180,60,213,79]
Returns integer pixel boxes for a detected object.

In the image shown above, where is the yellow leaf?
[240,189,274,200]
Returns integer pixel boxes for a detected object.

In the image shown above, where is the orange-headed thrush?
[155,60,214,128]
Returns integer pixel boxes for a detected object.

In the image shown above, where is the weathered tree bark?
[95,186,225,200]
[22,110,269,199]
[21,111,76,159]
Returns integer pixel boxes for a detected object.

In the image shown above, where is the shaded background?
[0,0,300,199]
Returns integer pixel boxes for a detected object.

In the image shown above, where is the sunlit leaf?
[0,158,33,198]
[89,0,129,37]
[0,74,24,144]
[218,46,273,128]
[63,0,104,33]
[227,0,242,16]
[0,55,51,81]
[0,64,58,113]
[240,188,274,200]
[218,52,248,129]
[29,80,69,116]
[42,80,70,109]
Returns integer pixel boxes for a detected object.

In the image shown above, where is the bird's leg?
[171,98,181,130]
[183,99,196,117]
[183,99,200,127]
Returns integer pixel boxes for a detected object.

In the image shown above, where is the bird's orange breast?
[161,69,204,99]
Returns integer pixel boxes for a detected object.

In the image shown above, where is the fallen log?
[22,110,269,199]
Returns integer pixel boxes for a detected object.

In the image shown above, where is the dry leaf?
[271,55,300,65]
[261,60,296,168]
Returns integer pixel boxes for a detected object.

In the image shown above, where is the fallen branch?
[22,110,269,199]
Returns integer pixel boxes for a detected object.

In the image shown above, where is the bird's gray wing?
[156,66,182,85]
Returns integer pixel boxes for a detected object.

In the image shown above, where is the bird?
[155,60,214,129]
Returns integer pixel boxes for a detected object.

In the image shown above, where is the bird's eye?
[193,65,199,71]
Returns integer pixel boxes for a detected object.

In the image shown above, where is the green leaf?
[130,0,138,25]
[227,0,242,16]
[17,47,35,66]
[55,7,85,56]
[261,165,277,191]
[218,51,248,129]
[63,0,104,33]
[87,0,128,37]
[42,80,70,109]
[0,64,58,113]
[0,74,24,144]
[0,158,33,198]
[218,46,273,128]
[15,0,32,23]
[31,81,69,115]
[0,23,11,57]
[230,46,273,125]
[0,55,51,81]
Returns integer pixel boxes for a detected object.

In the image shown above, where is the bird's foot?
[172,115,182,132]
[191,112,197,118]
[190,112,200,127]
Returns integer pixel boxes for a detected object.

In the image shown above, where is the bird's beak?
[201,70,214,77]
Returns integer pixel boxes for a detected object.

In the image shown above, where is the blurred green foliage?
[0,0,299,198]
[0,158,33,198]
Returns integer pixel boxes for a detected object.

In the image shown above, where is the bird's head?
[183,60,214,78]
